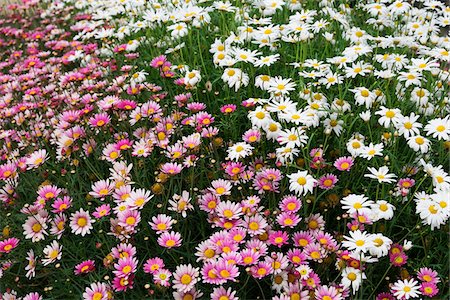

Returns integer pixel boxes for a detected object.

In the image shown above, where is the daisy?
[154,269,172,287]
[365,166,397,183]
[82,282,110,300]
[158,231,182,248]
[211,287,238,300]
[25,249,37,279]
[244,214,268,236]
[172,264,200,293]
[70,209,94,236]
[221,68,249,91]
[420,282,439,298]
[89,113,110,128]
[398,71,422,87]
[371,200,396,221]
[149,214,174,233]
[89,180,115,199]
[351,87,376,108]
[334,156,354,171]
[168,22,188,38]
[417,267,440,284]
[424,117,450,141]
[113,256,138,278]
[143,257,165,274]
[0,238,19,253]
[42,240,62,266]
[360,143,383,160]
[407,135,431,153]
[248,107,272,128]
[23,214,48,242]
[323,113,344,136]
[93,204,111,219]
[26,149,48,169]
[253,54,280,67]
[167,191,193,218]
[342,230,374,254]
[341,267,366,294]
[315,285,343,300]
[375,107,402,128]
[391,278,421,299]
[341,194,373,214]
[280,195,302,213]
[369,234,392,258]
[160,162,183,175]
[319,72,343,88]
[269,230,289,248]
[394,113,422,138]
[74,260,95,275]
[267,76,296,96]
[318,174,338,189]
[287,171,317,196]
[277,127,308,148]
[226,142,254,161]
[210,179,232,197]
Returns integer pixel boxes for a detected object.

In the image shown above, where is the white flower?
[407,135,430,153]
[360,143,383,160]
[364,166,397,183]
[277,127,308,148]
[424,117,450,141]
[391,278,421,300]
[287,171,317,196]
[342,230,374,254]
[226,142,254,161]
[341,267,366,294]
[248,107,272,128]
[369,233,392,258]
[375,106,402,128]
[184,69,201,87]
[42,240,62,266]
[267,76,296,96]
[341,194,374,214]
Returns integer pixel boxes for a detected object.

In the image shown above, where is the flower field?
[0,0,449,299]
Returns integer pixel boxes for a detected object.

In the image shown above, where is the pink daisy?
[279,195,302,213]
[154,268,172,287]
[315,285,343,300]
[172,264,200,293]
[276,212,301,228]
[420,282,438,297]
[82,282,110,300]
[0,237,19,253]
[220,104,237,114]
[269,230,289,248]
[69,208,94,236]
[417,267,440,284]
[158,231,182,248]
[160,162,183,175]
[74,260,95,275]
[111,243,137,260]
[143,257,165,274]
[93,204,111,219]
[113,256,138,278]
[334,156,354,172]
[89,112,110,128]
[318,173,338,190]
[250,261,273,279]
[51,196,72,213]
[149,214,174,234]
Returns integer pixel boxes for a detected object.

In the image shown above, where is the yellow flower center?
[180,274,192,285]
[347,272,357,281]
[77,217,87,227]
[297,177,307,185]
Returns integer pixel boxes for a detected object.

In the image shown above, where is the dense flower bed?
[0,0,449,299]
